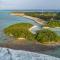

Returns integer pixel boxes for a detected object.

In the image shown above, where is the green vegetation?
[46,21,60,27]
[4,23,35,40]
[9,12,60,45]
[12,12,60,21]
[24,12,60,21]
[24,12,57,20]
[35,29,58,43]
[4,23,60,44]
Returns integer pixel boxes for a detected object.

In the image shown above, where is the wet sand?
[0,39,58,53]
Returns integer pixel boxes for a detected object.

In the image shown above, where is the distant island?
[10,12,60,27]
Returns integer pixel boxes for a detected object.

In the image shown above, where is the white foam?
[0,47,60,60]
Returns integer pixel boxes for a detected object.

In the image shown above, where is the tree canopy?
[35,29,58,43]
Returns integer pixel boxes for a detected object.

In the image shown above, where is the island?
[4,23,35,41]
[4,23,60,46]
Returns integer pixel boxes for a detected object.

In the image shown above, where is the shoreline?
[0,40,59,52]
[0,38,60,50]
[22,15,45,25]
[10,13,46,25]
[43,26,60,28]
[29,25,38,33]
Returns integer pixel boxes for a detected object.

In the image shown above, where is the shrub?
[35,29,58,43]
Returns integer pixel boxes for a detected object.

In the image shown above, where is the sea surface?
[0,10,60,58]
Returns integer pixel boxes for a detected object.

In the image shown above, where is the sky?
[0,0,60,10]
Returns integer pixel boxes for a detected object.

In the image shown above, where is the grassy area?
[4,23,60,45]
[46,21,60,27]
[4,23,35,40]
[35,29,59,43]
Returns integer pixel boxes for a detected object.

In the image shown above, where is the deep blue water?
[0,11,60,58]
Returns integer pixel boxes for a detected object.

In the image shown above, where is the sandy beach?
[10,13,46,25]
